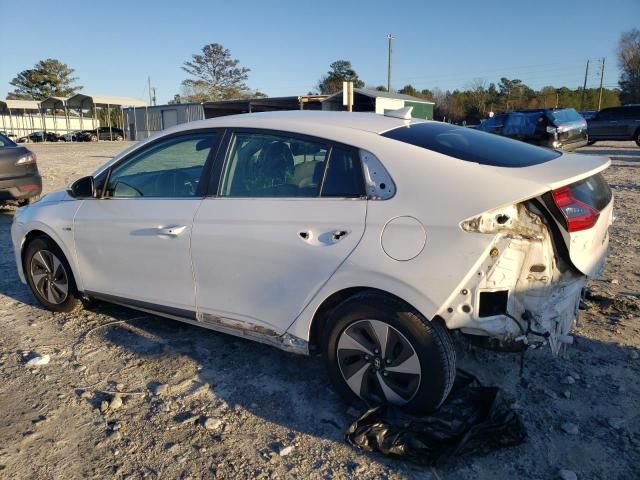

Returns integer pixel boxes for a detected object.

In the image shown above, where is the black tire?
[635,130,640,147]
[322,292,456,414]
[587,140,596,146]
[24,236,80,313]
[90,134,98,142]
[115,135,124,141]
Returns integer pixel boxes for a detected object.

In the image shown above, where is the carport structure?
[0,99,41,139]
[39,97,71,138]
[65,94,147,141]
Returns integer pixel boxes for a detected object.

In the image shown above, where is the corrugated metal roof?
[66,94,147,108]
[39,97,68,109]
[0,99,41,110]
[323,88,434,103]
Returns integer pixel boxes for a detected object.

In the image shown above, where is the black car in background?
[587,105,640,146]
[0,132,42,206]
[78,126,125,142]
[16,131,59,143]
[478,108,588,151]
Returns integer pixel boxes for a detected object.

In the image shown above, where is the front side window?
[105,132,218,198]
[220,132,329,197]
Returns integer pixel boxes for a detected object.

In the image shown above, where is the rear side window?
[569,173,612,211]
[382,122,561,167]
[321,147,365,197]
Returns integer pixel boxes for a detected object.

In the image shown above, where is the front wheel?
[322,292,456,414]
[24,237,80,312]
[90,134,98,142]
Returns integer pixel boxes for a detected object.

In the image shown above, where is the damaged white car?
[11,110,613,413]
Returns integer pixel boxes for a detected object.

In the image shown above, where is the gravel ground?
[0,141,639,480]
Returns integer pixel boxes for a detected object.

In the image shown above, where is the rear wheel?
[322,292,456,414]
[24,237,79,312]
[115,135,124,141]
[635,130,640,147]
[90,134,98,142]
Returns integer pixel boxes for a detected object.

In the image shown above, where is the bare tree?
[618,29,640,104]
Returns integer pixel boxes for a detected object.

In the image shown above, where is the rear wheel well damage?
[307,287,443,353]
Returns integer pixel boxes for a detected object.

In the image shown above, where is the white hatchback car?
[11,110,613,413]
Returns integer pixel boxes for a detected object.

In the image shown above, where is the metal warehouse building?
[123,103,205,141]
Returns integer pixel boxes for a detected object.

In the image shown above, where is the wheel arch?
[20,227,82,291]
[307,286,429,353]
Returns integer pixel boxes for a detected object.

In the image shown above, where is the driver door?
[73,130,220,314]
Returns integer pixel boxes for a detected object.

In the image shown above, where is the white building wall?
[0,113,98,137]
[374,97,405,114]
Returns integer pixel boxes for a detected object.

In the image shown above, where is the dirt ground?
[0,140,638,480]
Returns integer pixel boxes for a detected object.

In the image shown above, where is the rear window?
[0,133,16,147]
[381,122,560,167]
[548,108,583,124]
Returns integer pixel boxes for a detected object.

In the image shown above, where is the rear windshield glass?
[0,133,16,147]
[570,173,612,211]
[549,108,583,123]
[381,122,561,167]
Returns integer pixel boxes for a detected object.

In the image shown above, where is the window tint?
[322,147,365,197]
[622,106,640,119]
[220,132,329,197]
[382,122,561,167]
[596,108,614,120]
[106,132,217,198]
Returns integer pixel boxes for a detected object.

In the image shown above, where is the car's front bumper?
[0,173,42,201]
[10,217,26,284]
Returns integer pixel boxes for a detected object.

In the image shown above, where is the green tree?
[375,85,387,92]
[181,43,251,101]
[398,84,418,96]
[8,58,81,100]
[617,28,640,104]
[317,60,365,94]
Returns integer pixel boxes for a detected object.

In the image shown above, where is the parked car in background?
[60,130,83,142]
[78,127,125,142]
[16,131,59,143]
[587,105,640,146]
[11,111,613,413]
[0,132,42,206]
[478,108,588,150]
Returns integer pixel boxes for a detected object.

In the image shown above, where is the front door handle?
[157,225,188,236]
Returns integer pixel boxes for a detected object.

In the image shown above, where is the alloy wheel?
[336,319,421,405]
[30,249,69,305]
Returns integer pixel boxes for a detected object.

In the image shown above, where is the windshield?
[381,122,561,168]
[549,108,583,124]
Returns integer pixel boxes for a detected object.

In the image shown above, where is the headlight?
[15,153,37,165]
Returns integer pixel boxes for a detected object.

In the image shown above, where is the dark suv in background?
[478,108,588,151]
[78,127,125,142]
[587,105,640,146]
[0,133,42,206]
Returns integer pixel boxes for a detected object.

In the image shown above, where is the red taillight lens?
[551,185,599,232]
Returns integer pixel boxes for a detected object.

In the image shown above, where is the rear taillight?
[551,185,599,232]
[15,153,37,165]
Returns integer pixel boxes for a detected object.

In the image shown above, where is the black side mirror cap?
[68,175,96,198]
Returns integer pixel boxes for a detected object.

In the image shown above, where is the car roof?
[170,110,428,135]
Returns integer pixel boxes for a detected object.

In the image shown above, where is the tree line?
[6,28,639,122]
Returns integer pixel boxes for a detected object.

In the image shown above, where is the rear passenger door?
[191,130,367,334]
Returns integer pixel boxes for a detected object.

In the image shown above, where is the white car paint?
[11,111,613,356]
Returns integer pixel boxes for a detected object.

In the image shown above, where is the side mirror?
[68,176,96,198]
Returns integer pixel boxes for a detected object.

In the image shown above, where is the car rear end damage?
[441,173,613,355]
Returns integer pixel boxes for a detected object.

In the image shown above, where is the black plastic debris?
[345,370,526,465]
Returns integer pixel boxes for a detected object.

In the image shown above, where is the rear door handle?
[157,225,188,236]
[332,230,349,241]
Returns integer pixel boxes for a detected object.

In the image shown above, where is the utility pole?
[580,60,589,111]
[387,34,394,93]
[598,57,605,111]
[148,76,152,106]
[152,88,157,106]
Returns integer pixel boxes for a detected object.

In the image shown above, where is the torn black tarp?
[345,370,526,465]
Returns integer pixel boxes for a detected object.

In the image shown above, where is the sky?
[1,0,638,104]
